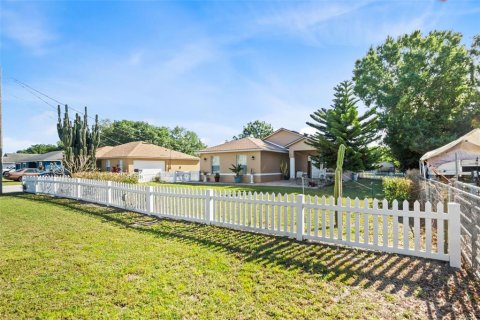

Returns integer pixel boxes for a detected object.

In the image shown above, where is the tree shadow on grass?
[13,194,480,319]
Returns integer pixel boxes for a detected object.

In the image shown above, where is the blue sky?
[1,0,479,153]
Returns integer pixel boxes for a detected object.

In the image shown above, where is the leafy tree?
[17,143,62,154]
[99,120,170,147]
[99,120,206,155]
[353,30,480,169]
[376,146,400,168]
[233,120,274,140]
[306,80,380,172]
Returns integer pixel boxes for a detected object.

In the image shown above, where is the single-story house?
[2,153,38,171]
[96,141,200,174]
[13,151,63,170]
[199,128,320,183]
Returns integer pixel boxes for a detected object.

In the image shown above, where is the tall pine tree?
[306,80,380,171]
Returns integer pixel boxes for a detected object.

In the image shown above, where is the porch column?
[289,150,295,179]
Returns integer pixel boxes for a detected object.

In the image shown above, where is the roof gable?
[200,137,287,153]
[264,128,305,147]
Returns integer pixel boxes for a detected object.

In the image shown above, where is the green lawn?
[145,179,384,200]
[1,178,21,186]
[1,194,478,319]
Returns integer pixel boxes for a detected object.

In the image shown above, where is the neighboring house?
[199,128,319,183]
[2,153,38,171]
[13,151,63,170]
[96,141,200,174]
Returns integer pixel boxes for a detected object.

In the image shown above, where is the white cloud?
[251,0,445,46]
[1,4,56,53]
[4,137,37,153]
[300,127,316,136]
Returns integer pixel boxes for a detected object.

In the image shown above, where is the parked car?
[2,167,16,177]
[3,168,41,181]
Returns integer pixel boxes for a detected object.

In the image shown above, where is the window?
[236,155,247,175]
[106,160,111,172]
[119,160,124,172]
[211,156,220,173]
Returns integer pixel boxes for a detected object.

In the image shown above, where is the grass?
[145,179,385,200]
[1,194,479,319]
[1,178,21,186]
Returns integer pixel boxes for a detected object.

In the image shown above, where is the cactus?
[57,105,100,173]
[334,144,346,226]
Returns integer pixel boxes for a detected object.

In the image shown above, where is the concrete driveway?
[1,185,23,194]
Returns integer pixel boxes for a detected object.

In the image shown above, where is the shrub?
[72,171,139,184]
[382,177,413,204]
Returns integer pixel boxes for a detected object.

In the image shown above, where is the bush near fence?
[383,177,413,205]
[73,171,139,184]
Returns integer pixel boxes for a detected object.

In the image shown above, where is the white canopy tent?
[420,128,480,178]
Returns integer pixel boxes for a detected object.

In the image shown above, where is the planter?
[234,176,242,183]
[203,175,208,183]
[214,175,220,182]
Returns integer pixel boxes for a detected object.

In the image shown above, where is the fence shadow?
[13,194,480,319]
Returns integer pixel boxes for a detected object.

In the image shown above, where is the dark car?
[4,168,40,181]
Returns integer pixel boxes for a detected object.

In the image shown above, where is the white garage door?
[133,160,165,172]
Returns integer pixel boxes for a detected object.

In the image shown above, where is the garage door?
[133,160,165,172]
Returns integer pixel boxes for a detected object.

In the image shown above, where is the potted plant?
[229,164,243,183]
[280,160,289,180]
[214,172,220,182]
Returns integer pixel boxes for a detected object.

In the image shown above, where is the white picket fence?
[22,176,461,267]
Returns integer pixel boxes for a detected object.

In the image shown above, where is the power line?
[12,80,125,146]
[11,77,157,146]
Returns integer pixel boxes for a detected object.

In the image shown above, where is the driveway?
[1,185,23,194]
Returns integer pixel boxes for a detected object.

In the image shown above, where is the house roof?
[2,153,39,164]
[420,128,480,166]
[200,137,288,154]
[96,141,199,160]
[25,151,64,162]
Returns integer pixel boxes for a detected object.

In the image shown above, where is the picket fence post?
[52,176,57,195]
[448,202,461,268]
[296,194,305,241]
[106,181,112,206]
[146,186,154,214]
[75,178,81,200]
[205,189,214,224]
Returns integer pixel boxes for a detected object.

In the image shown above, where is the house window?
[211,156,220,173]
[118,160,124,172]
[237,155,247,175]
[106,160,111,172]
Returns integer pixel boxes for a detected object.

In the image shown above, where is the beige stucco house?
[199,128,319,183]
[96,141,200,174]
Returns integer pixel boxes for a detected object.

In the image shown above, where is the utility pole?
[0,67,3,195]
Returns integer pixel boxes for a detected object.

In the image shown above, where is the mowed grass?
[1,194,479,319]
[146,179,384,200]
[1,178,21,186]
